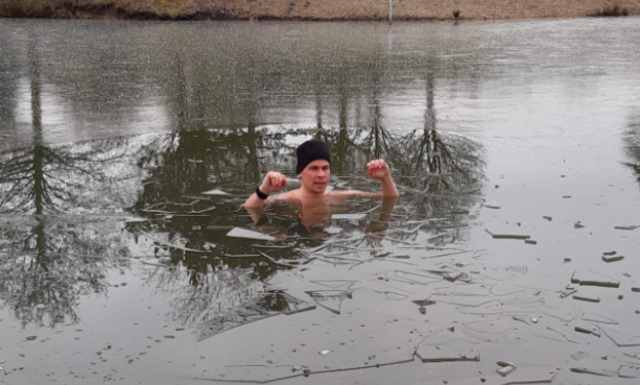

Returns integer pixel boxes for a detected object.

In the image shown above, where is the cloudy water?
[0,18,640,384]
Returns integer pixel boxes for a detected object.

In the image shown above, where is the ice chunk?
[570,367,616,377]
[618,365,640,379]
[415,328,481,363]
[306,290,351,315]
[332,214,366,220]
[201,189,229,196]
[393,270,442,285]
[582,312,619,325]
[497,365,516,377]
[573,295,600,303]
[574,323,601,337]
[570,270,620,288]
[310,280,356,289]
[501,367,558,384]
[614,225,639,230]
[226,227,276,241]
[374,290,409,301]
[412,299,437,307]
[543,304,581,322]
[491,284,523,296]
[623,352,640,362]
[602,255,624,263]
[602,326,640,347]
[571,351,590,361]
[485,228,530,240]
[416,346,480,363]
[483,201,502,209]
[198,292,315,341]
[547,323,581,343]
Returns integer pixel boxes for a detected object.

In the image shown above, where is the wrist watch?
[255,186,269,200]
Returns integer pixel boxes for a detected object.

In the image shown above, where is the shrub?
[589,5,630,17]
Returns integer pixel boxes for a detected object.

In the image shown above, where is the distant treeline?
[0,0,638,20]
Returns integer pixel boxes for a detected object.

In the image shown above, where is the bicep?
[265,192,291,204]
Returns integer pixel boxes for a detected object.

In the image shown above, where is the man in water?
[244,140,398,209]
[243,140,398,234]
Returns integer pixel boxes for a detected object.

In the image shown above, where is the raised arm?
[366,159,399,197]
[244,171,288,208]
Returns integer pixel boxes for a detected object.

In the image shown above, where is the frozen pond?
[1,18,640,384]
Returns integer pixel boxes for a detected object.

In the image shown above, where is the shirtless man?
[244,140,399,210]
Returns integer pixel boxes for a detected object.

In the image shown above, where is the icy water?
[1,18,640,385]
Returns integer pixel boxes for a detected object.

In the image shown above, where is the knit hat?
[296,140,331,175]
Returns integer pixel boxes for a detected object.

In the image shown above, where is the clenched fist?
[260,171,287,195]
[366,159,391,180]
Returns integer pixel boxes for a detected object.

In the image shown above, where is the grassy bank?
[0,0,639,20]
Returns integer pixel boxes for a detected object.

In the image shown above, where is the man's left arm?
[367,159,399,197]
[330,159,398,200]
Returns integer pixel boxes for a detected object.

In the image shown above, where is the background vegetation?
[0,0,638,20]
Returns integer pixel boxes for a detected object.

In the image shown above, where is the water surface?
[1,18,640,385]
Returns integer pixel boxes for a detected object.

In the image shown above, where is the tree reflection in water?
[0,36,130,328]
[0,36,484,334]
[126,127,303,330]
[395,71,484,221]
[624,112,640,186]
[128,94,484,336]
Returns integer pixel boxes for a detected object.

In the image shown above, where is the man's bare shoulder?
[329,190,380,198]
[267,189,379,204]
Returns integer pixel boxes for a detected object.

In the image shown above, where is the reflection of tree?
[133,127,296,209]
[349,63,398,165]
[143,261,258,328]
[314,46,401,175]
[404,72,453,174]
[624,112,640,187]
[358,44,393,161]
[123,32,487,333]
[128,125,302,294]
[0,38,128,215]
[0,28,19,143]
[128,48,303,290]
[0,36,128,328]
[0,219,125,328]
[396,71,484,212]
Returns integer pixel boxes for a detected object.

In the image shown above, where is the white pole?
[388,0,393,24]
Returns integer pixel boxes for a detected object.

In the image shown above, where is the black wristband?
[255,186,269,200]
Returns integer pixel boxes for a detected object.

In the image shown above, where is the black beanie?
[296,140,331,175]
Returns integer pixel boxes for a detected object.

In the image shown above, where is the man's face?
[298,159,330,195]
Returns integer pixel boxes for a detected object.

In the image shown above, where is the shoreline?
[1,0,639,21]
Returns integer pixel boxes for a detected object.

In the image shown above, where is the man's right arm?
[244,171,288,208]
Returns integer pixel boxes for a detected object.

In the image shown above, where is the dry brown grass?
[0,0,200,18]
[1,0,639,20]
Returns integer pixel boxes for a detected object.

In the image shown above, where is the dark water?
[1,18,640,384]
